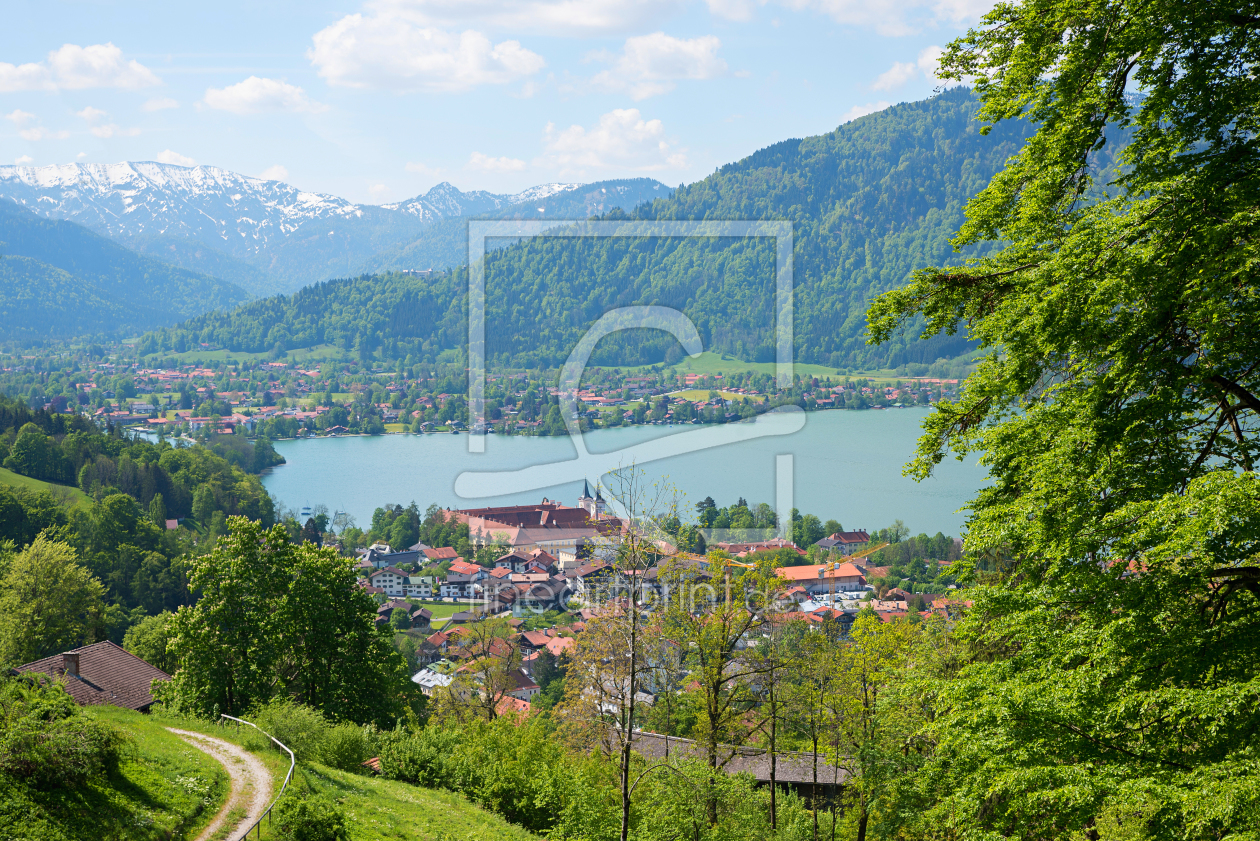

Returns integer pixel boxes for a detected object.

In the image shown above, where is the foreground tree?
[160,517,409,726]
[868,0,1260,835]
[0,535,105,665]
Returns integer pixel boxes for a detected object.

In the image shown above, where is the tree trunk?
[621,740,632,841]
[769,685,777,832]
[812,727,819,841]
[856,802,868,841]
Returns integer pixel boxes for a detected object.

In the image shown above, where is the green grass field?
[0,704,534,841]
[293,762,540,841]
[602,351,968,385]
[0,706,232,841]
[0,466,89,507]
[154,344,348,366]
[669,388,760,402]
[407,601,476,629]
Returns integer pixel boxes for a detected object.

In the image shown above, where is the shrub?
[318,722,374,772]
[0,677,126,789]
[376,725,460,788]
[242,699,329,761]
[273,793,349,841]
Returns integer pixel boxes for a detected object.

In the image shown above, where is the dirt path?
[166,727,274,841]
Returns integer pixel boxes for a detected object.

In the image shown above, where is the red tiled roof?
[776,562,866,582]
[426,547,460,560]
[14,641,170,711]
[545,636,576,657]
[495,696,533,717]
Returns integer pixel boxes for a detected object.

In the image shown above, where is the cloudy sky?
[0,0,992,203]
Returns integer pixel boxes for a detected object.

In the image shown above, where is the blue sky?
[0,0,992,203]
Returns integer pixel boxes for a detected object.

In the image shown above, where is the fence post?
[218,713,295,841]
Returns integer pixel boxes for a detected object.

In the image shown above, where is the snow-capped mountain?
[383,181,581,221]
[0,162,659,295]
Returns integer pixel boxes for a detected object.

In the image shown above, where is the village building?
[12,641,170,712]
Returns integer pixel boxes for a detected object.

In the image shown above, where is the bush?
[241,699,329,761]
[318,722,374,772]
[273,793,349,841]
[242,699,376,771]
[376,725,460,788]
[0,677,126,789]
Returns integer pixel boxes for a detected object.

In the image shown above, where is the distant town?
[0,348,962,441]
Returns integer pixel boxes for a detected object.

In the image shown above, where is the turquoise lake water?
[260,407,987,537]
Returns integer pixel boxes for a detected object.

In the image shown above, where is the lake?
[260,407,987,538]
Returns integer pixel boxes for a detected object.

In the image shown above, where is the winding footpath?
[166,727,273,841]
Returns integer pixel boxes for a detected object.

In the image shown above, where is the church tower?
[578,479,596,516]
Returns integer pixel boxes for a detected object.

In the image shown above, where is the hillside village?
[352,486,967,718]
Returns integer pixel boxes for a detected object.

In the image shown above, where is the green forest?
[0,200,249,339]
[138,89,1036,370]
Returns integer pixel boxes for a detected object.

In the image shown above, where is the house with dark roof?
[814,530,872,553]
[494,551,533,573]
[12,641,170,711]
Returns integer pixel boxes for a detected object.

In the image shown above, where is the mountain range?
[0,163,671,296]
[0,199,249,339]
[142,88,1038,371]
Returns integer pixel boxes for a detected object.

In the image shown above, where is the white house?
[368,566,408,597]
[442,560,487,599]
[411,668,453,697]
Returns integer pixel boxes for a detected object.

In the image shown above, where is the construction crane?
[843,542,889,563]
[813,542,889,606]
[680,552,756,574]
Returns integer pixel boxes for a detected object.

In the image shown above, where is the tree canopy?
[866,0,1260,836]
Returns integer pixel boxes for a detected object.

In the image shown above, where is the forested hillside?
[141,89,1034,369]
[0,200,249,339]
[358,177,673,275]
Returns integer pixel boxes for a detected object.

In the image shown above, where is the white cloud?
[840,100,891,122]
[0,62,52,93]
[74,107,139,138]
[18,126,70,141]
[203,76,328,114]
[405,161,446,176]
[871,45,946,90]
[0,43,161,93]
[7,111,66,140]
[872,61,915,91]
[705,0,759,21]
[591,32,727,100]
[355,0,682,37]
[76,151,87,159]
[156,149,196,166]
[916,44,944,80]
[778,0,993,36]
[467,152,526,172]
[259,164,290,181]
[14,155,34,165]
[75,106,109,123]
[143,97,179,112]
[309,13,545,92]
[369,183,391,199]
[540,108,686,176]
[91,124,141,138]
[48,43,161,89]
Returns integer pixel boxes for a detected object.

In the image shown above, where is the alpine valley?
[3,89,1033,368]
